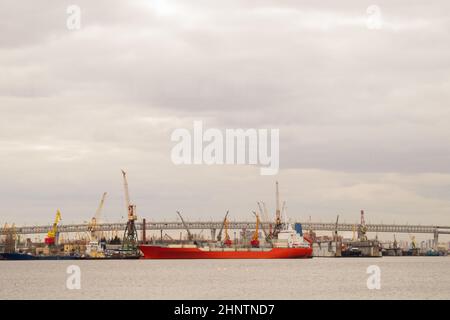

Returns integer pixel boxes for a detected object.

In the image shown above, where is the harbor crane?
[216,210,229,242]
[176,211,193,241]
[253,210,268,240]
[88,192,107,241]
[45,210,61,245]
[121,170,138,253]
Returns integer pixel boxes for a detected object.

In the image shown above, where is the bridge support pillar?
[211,228,216,241]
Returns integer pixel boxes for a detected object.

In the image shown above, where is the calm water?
[0,257,449,299]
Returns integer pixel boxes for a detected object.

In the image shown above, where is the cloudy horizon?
[1,1,449,243]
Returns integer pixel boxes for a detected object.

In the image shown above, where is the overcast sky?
[1,1,449,239]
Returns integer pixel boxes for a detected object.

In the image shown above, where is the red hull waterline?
[139,245,313,259]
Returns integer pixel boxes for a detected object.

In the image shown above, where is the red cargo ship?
[139,245,312,259]
[140,226,313,259]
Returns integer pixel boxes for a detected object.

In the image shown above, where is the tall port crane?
[121,170,138,252]
[45,210,61,245]
[216,210,229,242]
[176,211,193,241]
[88,192,107,241]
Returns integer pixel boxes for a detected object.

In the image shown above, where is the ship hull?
[0,253,82,260]
[139,245,313,259]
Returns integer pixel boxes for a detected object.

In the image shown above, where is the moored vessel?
[139,245,312,259]
[140,223,312,259]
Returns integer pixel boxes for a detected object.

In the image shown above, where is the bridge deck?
[2,221,450,235]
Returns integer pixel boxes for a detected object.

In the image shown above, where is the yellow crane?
[45,210,61,245]
[121,170,139,251]
[88,192,107,241]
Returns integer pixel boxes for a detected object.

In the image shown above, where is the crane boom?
[216,210,229,241]
[89,192,107,240]
[253,211,268,239]
[121,170,136,221]
[261,201,274,238]
[48,210,61,238]
[121,170,131,212]
[122,170,130,207]
[256,202,270,238]
[45,210,61,245]
[94,192,107,222]
[334,214,339,241]
[253,214,259,240]
[258,202,270,227]
[176,211,193,241]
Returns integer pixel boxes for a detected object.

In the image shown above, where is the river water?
[0,257,448,299]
